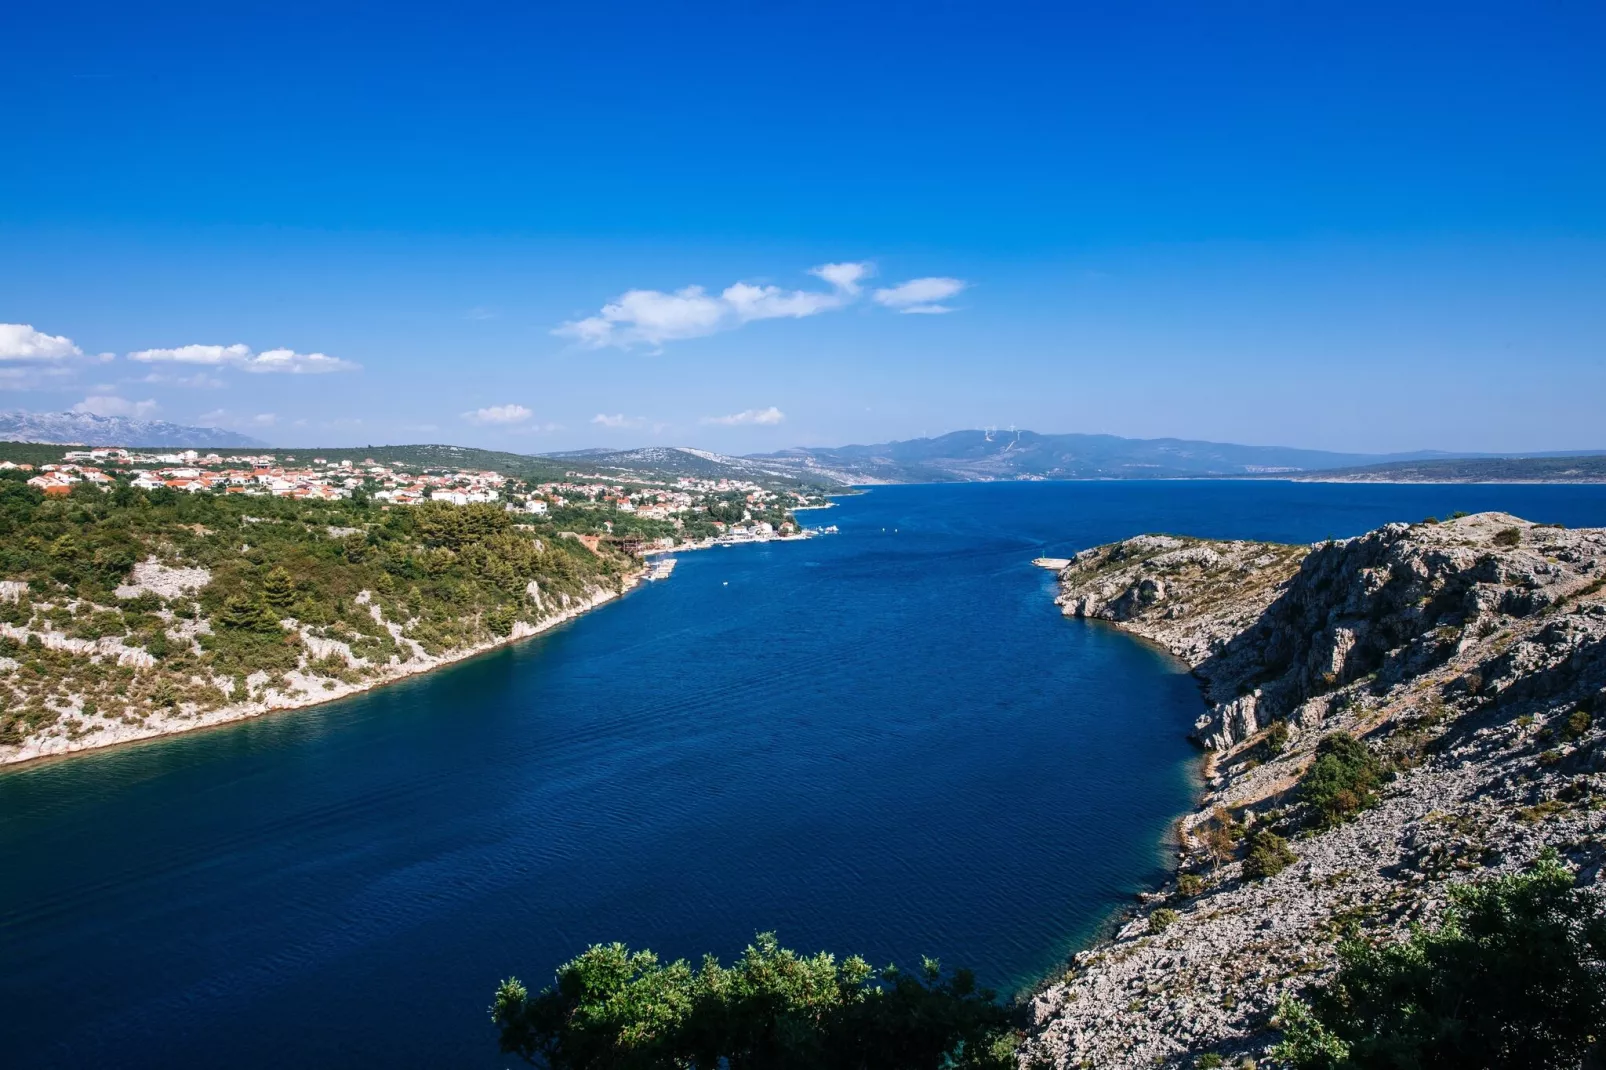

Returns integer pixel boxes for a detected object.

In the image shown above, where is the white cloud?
[128,343,251,366]
[72,395,159,419]
[0,324,83,362]
[592,413,646,429]
[127,343,359,374]
[873,276,968,314]
[463,404,533,425]
[243,348,357,374]
[700,406,786,427]
[809,261,873,294]
[249,413,277,427]
[555,261,873,350]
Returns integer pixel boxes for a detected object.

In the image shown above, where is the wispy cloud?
[72,395,159,419]
[592,413,671,434]
[464,306,498,321]
[873,277,968,314]
[556,262,872,351]
[463,404,533,425]
[700,406,785,427]
[128,343,360,374]
[197,408,276,428]
[809,262,873,294]
[134,370,225,388]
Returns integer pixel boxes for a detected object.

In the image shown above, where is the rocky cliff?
[1025,513,1606,1067]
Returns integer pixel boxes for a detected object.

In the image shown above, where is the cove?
[5,481,1606,1068]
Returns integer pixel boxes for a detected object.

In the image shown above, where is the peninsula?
[0,445,827,765]
[1023,512,1606,1066]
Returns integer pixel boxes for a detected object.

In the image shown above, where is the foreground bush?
[491,932,1018,1069]
[1276,851,1606,1069]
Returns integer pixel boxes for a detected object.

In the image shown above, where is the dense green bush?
[491,933,1018,1069]
[1242,829,1297,880]
[1300,733,1384,828]
[1276,851,1606,1069]
[1149,908,1179,934]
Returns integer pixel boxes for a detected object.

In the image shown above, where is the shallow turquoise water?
[4,480,1606,1067]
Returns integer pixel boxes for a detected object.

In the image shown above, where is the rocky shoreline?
[0,575,640,768]
[1021,512,1606,1068]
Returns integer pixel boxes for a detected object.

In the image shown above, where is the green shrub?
[1276,851,1606,1069]
[1177,873,1205,898]
[1264,720,1290,756]
[1493,527,1523,547]
[1301,733,1384,828]
[1243,829,1297,880]
[1149,908,1179,934]
[1194,1055,1224,1069]
[1564,709,1592,740]
[491,932,1017,1070]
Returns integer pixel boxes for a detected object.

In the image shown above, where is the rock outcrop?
[1025,513,1606,1068]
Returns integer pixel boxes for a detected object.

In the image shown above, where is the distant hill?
[1284,454,1606,483]
[541,445,832,487]
[0,410,266,449]
[744,430,1502,483]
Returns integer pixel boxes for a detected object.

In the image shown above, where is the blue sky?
[2,1,1603,454]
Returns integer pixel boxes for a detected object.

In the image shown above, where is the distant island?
[744,430,1606,484]
[1277,454,1606,484]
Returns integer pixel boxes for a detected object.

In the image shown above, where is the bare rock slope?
[1025,513,1606,1068]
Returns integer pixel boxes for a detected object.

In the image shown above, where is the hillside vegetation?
[0,475,632,761]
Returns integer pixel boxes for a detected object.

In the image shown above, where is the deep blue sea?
[5,481,1606,1068]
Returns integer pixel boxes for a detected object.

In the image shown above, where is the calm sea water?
[5,481,1606,1068]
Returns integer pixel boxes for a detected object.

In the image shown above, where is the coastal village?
[1,446,833,550]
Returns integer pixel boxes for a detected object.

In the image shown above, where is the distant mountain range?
[5,414,1600,486]
[0,411,266,449]
[741,431,1606,484]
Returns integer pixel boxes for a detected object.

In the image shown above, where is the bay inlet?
[6,481,1606,1068]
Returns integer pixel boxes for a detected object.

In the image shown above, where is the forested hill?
[0,476,632,763]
